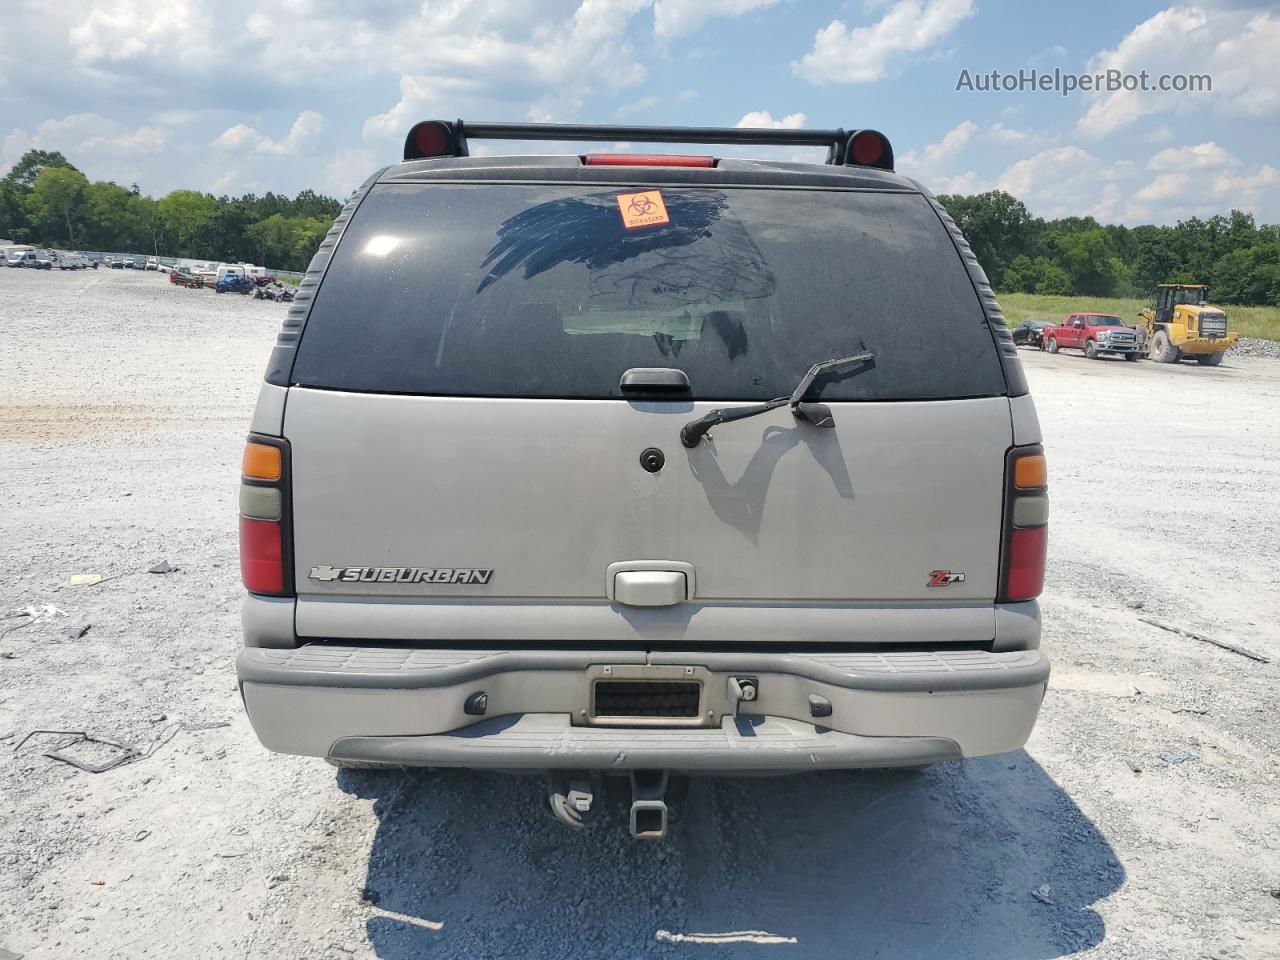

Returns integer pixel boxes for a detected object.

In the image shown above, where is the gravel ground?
[1,268,1278,960]
[1230,337,1280,360]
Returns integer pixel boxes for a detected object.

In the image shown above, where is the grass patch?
[998,292,1280,342]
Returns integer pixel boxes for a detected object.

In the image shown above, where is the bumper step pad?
[328,714,961,772]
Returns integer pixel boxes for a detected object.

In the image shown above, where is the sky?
[2,0,1277,225]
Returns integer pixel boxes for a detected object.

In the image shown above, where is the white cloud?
[2,113,168,172]
[153,110,197,126]
[69,1,219,72]
[989,123,1038,144]
[986,144,1280,224]
[614,95,660,117]
[1077,7,1280,138]
[81,125,169,155]
[736,111,808,129]
[361,0,654,140]
[899,119,975,168]
[652,0,781,38]
[793,0,975,84]
[930,171,989,194]
[1148,142,1236,171]
[324,148,378,197]
[213,111,324,156]
[1213,164,1280,196]
[994,146,1129,220]
[1133,172,1191,203]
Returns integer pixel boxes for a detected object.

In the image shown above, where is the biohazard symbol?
[617,190,670,229]
[628,194,656,216]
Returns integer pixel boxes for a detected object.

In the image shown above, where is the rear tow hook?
[546,771,603,830]
[629,769,670,839]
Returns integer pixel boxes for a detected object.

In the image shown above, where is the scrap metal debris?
[12,719,230,775]
[15,731,143,773]
[63,623,92,640]
[147,560,176,575]
[1138,617,1270,664]
[3,605,69,639]
[1159,751,1199,764]
[656,930,799,945]
[14,724,182,774]
[182,720,230,731]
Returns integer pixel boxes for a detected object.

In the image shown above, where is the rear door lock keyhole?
[639,447,665,473]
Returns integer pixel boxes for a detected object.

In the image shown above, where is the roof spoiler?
[402,120,893,171]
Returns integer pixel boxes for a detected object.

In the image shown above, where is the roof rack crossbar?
[454,121,849,162]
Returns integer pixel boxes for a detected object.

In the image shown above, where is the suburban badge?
[308,566,493,585]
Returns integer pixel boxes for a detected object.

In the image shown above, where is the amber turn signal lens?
[1013,453,1047,489]
[242,442,282,481]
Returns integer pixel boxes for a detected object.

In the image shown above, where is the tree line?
[4,148,1278,303]
[938,191,1280,306]
[0,149,342,272]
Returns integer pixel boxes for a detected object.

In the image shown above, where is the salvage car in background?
[216,273,255,294]
[1010,319,1053,348]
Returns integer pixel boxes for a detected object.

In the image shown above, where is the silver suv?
[236,121,1050,837]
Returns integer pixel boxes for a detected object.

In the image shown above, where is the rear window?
[291,183,1006,400]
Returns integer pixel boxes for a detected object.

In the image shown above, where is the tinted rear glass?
[291,183,1005,400]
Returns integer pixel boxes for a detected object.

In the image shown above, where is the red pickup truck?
[1042,312,1142,361]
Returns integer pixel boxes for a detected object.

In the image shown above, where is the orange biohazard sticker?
[617,190,670,229]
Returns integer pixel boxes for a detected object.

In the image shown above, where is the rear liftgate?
[401,118,901,839]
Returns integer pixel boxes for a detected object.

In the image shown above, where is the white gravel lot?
[1,267,1278,960]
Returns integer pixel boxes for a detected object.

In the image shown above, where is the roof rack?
[402,120,894,170]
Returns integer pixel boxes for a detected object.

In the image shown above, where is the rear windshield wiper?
[679,352,875,448]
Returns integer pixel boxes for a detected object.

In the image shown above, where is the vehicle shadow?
[337,752,1121,959]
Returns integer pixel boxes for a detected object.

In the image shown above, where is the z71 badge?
[308,566,494,585]
[927,569,966,587]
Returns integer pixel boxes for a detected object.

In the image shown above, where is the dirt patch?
[0,404,170,442]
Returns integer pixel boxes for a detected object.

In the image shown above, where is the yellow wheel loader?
[1139,284,1238,365]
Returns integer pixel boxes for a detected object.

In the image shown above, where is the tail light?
[1000,445,1048,602]
[403,120,459,160]
[239,435,293,596]
[844,129,895,170]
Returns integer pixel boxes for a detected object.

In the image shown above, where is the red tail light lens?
[850,132,883,165]
[1000,445,1048,603]
[239,436,292,596]
[844,129,895,170]
[240,517,283,594]
[583,153,715,167]
[1004,526,1047,601]
[403,120,456,160]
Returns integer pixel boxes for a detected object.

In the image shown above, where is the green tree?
[0,180,28,239]
[1031,259,1071,295]
[158,190,218,256]
[937,190,1036,287]
[1054,228,1124,295]
[4,149,79,189]
[25,166,90,246]
[83,181,146,251]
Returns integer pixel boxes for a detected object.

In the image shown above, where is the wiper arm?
[680,351,874,448]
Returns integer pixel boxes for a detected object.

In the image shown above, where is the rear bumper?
[329,715,965,772]
[237,645,1049,772]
